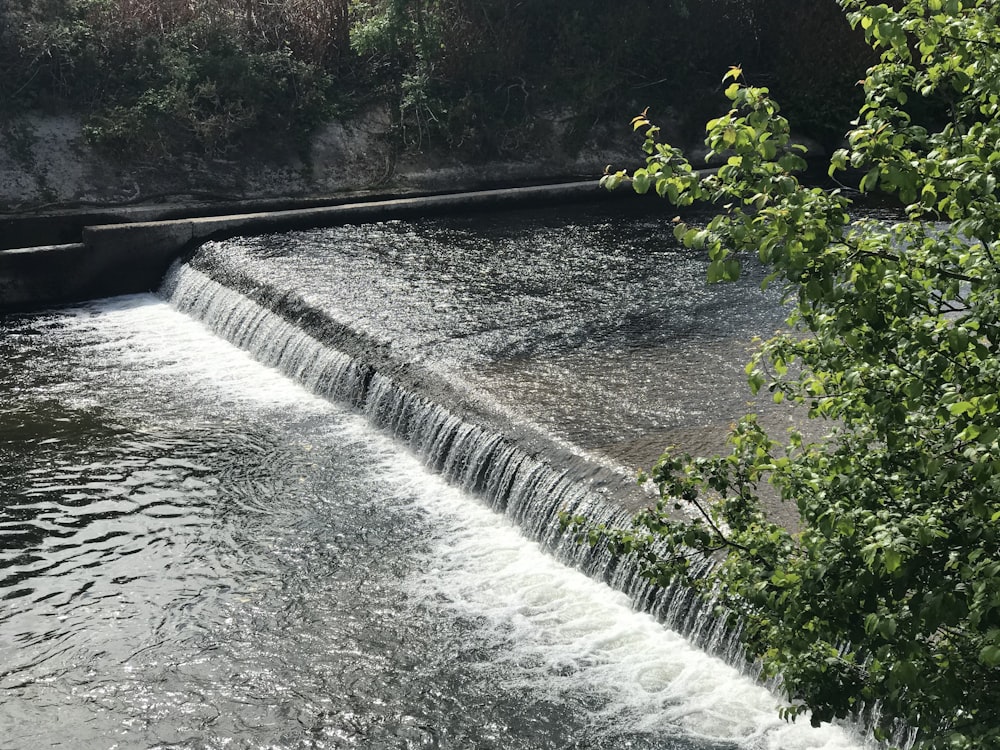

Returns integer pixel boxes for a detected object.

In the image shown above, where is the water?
[184,206,794,472]
[0,206,875,748]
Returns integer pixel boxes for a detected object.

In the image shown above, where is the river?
[0,205,871,749]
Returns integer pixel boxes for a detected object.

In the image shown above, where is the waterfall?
[160,257,915,750]
[161,260,735,647]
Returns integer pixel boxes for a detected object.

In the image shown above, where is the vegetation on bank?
[0,0,872,159]
[581,1,1000,747]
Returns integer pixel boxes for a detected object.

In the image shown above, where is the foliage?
[585,2,1000,748]
[1,0,345,154]
[0,0,869,157]
[82,20,333,154]
[343,0,869,155]
[349,0,451,149]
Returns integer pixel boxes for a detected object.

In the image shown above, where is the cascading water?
[158,207,788,655]
[163,261,636,573]
[160,252,770,692]
[155,202,910,749]
[0,205,911,749]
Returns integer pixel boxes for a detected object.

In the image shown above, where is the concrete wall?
[0,181,618,312]
[0,109,642,214]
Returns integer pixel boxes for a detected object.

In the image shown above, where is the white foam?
[377,454,869,750]
[57,295,332,411]
[59,295,870,749]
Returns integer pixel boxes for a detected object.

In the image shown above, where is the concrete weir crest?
[0,181,610,313]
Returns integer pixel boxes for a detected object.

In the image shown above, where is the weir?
[163,261,683,627]
[0,201,913,748]
[157,213,911,749]
[0,182,614,312]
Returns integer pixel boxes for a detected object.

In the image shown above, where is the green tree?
[584,1,1000,747]
[349,0,450,148]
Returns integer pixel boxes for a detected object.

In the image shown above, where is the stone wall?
[0,106,646,213]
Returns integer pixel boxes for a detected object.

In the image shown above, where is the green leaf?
[778,153,806,172]
[707,259,725,283]
[980,645,1000,668]
[859,167,880,193]
[878,616,898,638]
[883,548,902,574]
[949,401,975,417]
[601,172,624,191]
[632,169,651,194]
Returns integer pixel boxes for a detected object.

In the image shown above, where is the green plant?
[2,1,339,154]
[81,17,333,154]
[580,1,1000,747]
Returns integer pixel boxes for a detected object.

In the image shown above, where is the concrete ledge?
[0,244,91,312]
[2,181,610,313]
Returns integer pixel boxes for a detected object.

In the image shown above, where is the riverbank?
[0,107,644,216]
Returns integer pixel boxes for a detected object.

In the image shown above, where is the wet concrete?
[1,181,621,312]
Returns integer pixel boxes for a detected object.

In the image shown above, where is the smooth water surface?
[194,206,794,470]
[0,295,864,749]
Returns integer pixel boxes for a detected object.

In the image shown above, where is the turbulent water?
[0,205,877,749]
